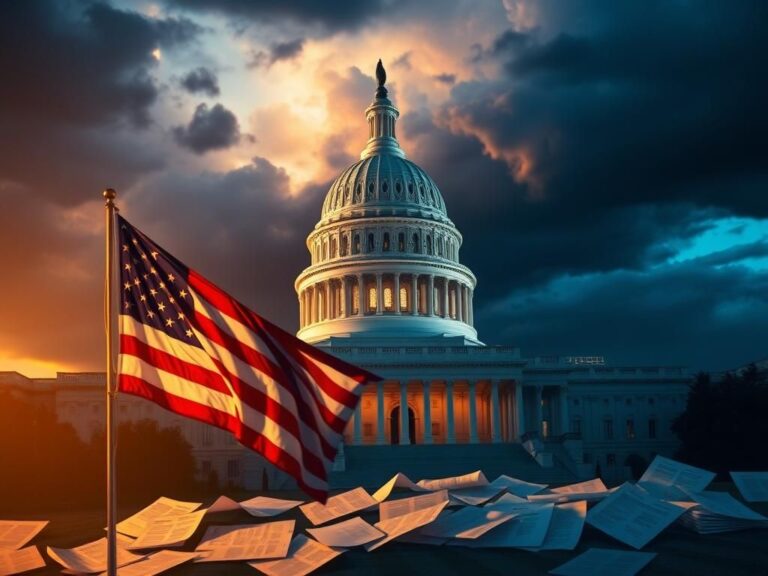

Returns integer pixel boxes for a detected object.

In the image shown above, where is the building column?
[340,277,348,318]
[325,281,331,321]
[491,379,502,443]
[559,385,569,435]
[357,274,364,316]
[422,381,433,444]
[445,380,456,444]
[469,380,479,444]
[456,283,463,321]
[468,287,474,326]
[376,381,385,445]
[410,274,418,315]
[427,274,435,316]
[442,278,449,318]
[353,401,362,445]
[399,382,410,445]
[515,382,524,440]
[299,292,304,328]
[394,273,401,315]
[535,385,544,437]
[376,274,383,315]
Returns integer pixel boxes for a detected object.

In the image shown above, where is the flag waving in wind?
[116,215,380,502]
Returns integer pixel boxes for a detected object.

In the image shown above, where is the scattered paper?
[587,483,685,549]
[127,509,206,550]
[300,487,377,526]
[638,455,715,501]
[419,505,517,539]
[416,470,489,491]
[449,485,506,506]
[0,546,45,576]
[97,550,198,576]
[552,478,607,494]
[366,501,449,551]
[549,547,657,576]
[529,480,612,504]
[372,473,427,502]
[205,495,241,514]
[47,537,145,573]
[730,472,768,503]
[676,490,768,534]
[240,496,304,518]
[250,534,343,576]
[455,503,554,548]
[490,475,548,498]
[116,497,202,538]
[0,521,48,550]
[307,517,385,547]
[379,490,449,521]
[525,501,587,551]
[195,521,294,562]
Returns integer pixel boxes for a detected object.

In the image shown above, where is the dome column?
[376,274,383,315]
[456,283,463,322]
[442,278,449,319]
[427,274,435,316]
[411,274,418,315]
[394,273,401,315]
[325,281,331,321]
[340,277,347,318]
[468,287,474,326]
[356,274,364,317]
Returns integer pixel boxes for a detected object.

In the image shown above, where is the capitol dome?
[296,60,479,345]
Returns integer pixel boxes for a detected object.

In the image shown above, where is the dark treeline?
[672,364,768,478]
[0,391,201,513]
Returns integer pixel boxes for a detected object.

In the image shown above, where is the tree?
[672,365,768,477]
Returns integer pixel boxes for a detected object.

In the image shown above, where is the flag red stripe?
[118,374,328,502]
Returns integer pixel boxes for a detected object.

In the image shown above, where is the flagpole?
[103,188,118,576]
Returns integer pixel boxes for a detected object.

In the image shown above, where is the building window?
[227,459,240,480]
[353,234,360,254]
[340,235,348,257]
[368,286,377,313]
[202,426,213,447]
[352,284,360,315]
[383,232,390,252]
[542,420,549,438]
[603,419,614,440]
[571,418,582,435]
[384,286,393,311]
[438,237,443,256]
[367,233,375,252]
[648,418,657,439]
[606,453,616,466]
[412,233,420,253]
[399,286,408,311]
[626,419,635,440]
[426,235,432,255]
[330,237,337,258]
[398,232,405,252]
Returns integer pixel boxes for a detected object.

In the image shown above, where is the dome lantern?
[361,59,405,160]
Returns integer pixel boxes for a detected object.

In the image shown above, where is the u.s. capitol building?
[0,63,691,488]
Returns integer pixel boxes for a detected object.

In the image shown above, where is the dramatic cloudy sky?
[1,0,766,376]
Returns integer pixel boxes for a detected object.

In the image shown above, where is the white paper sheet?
[0,546,46,575]
[686,490,767,521]
[366,501,449,551]
[307,516,385,547]
[250,534,343,576]
[47,537,145,573]
[300,487,377,526]
[587,483,685,549]
[455,503,554,548]
[379,490,449,521]
[116,497,202,538]
[549,547,657,576]
[195,520,294,562]
[127,509,206,550]
[730,472,768,503]
[240,496,304,518]
[205,495,241,514]
[0,521,48,550]
[524,501,587,551]
[419,505,517,539]
[449,485,506,506]
[490,475,548,498]
[372,472,427,502]
[551,478,607,494]
[638,455,715,501]
[416,470,489,491]
[97,550,198,576]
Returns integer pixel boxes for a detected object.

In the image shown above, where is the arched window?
[412,233,420,253]
[367,233,375,252]
[353,234,360,254]
[438,237,443,256]
[330,237,337,258]
[383,232,390,252]
[426,235,432,255]
[323,239,328,260]
[399,286,408,311]
[340,235,348,257]
[368,286,377,313]
[384,287,393,311]
[398,232,405,252]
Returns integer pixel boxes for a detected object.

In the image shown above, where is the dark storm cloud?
[180,67,220,97]
[173,103,241,154]
[248,38,305,69]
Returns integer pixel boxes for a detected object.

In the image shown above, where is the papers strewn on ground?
[638,455,715,501]
[453,503,554,548]
[300,487,377,526]
[524,501,587,551]
[549,547,657,576]
[195,521,294,562]
[240,496,304,518]
[529,479,611,504]
[0,546,46,576]
[307,517,385,547]
[366,501,449,551]
[449,485,506,506]
[205,496,241,514]
[419,505,517,539]
[416,470,488,491]
[372,473,427,502]
[677,490,768,533]
[250,534,343,576]
[0,521,48,550]
[489,475,548,498]
[97,550,198,576]
[116,497,202,538]
[587,483,685,549]
[730,472,768,503]
[127,510,206,550]
[47,537,145,573]
[552,478,607,495]
[379,490,449,521]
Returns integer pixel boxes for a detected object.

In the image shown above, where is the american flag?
[116,215,380,502]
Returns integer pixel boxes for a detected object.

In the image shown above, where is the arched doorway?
[390,405,416,445]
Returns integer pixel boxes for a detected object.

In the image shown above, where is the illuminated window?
[368,286,377,312]
[400,286,408,310]
[384,286,393,310]
[353,234,360,254]
[352,284,360,314]
[383,233,390,251]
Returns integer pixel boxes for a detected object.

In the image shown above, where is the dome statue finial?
[375,59,388,99]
